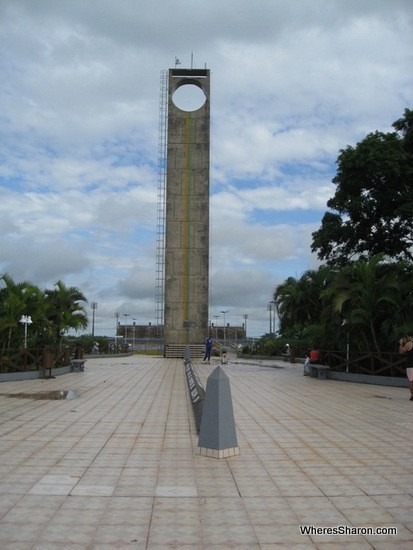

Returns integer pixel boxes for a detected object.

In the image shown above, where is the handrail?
[321,349,405,377]
[240,347,406,378]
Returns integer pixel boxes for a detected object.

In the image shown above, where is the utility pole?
[91,302,97,337]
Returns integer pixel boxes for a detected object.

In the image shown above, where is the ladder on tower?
[155,70,168,338]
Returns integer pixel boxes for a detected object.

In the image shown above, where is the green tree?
[272,258,412,355]
[323,256,401,355]
[274,276,299,333]
[273,265,337,346]
[0,273,27,352]
[0,275,89,350]
[0,273,46,352]
[311,109,413,267]
[44,280,88,342]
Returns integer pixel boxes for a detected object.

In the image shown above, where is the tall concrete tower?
[164,68,210,357]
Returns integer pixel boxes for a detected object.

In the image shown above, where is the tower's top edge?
[170,68,209,78]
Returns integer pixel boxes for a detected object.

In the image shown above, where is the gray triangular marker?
[197,366,240,458]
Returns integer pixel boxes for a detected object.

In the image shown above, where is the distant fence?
[321,350,406,378]
[1,345,407,379]
[242,347,406,378]
[0,347,70,376]
[0,344,131,376]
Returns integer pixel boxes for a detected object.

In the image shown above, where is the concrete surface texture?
[164,68,210,348]
[0,354,412,548]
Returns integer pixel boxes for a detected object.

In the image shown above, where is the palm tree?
[44,280,88,343]
[274,265,337,344]
[378,261,413,346]
[0,273,37,352]
[298,266,342,347]
[274,276,304,334]
[299,266,336,320]
[325,256,400,355]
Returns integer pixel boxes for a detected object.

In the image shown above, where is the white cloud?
[0,0,411,336]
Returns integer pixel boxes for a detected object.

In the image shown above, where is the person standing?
[204,337,213,363]
[399,335,413,401]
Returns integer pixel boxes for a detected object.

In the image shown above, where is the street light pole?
[91,302,97,337]
[341,319,350,373]
[346,330,350,373]
[115,312,119,346]
[267,302,273,336]
[243,314,248,341]
[220,310,228,346]
[267,301,276,337]
[19,315,33,349]
[213,315,220,340]
[271,301,277,338]
[123,314,130,347]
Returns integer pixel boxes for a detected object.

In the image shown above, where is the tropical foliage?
[273,257,412,354]
[270,109,413,357]
[0,273,88,352]
[311,108,413,267]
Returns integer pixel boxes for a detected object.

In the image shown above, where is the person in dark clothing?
[399,335,413,401]
[204,338,213,363]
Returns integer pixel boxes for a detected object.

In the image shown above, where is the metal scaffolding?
[155,70,168,337]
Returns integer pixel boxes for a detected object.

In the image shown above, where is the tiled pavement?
[0,354,412,549]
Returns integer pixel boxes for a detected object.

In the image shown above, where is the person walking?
[204,337,213,363]
[399,335,413,401]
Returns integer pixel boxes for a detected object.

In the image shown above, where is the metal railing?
[0,346,70,375]
[321,349,405,377]
[240,346,406,378]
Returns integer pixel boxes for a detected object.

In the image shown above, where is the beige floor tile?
[0,355,412,548]
[254,522,309,545]
[341,507,401,524]
[0,522,44,544]
[92,523,149,545]
[1,504,58,525]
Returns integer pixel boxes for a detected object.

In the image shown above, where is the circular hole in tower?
[172,83,206,112]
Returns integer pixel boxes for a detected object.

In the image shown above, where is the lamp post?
[213,315,220,340]
[220,310,228,346]
[19,315,33,349]
[91,302,97,337]
[271,300,277,338]
[123,313,130,346]
[346,330,350,373]
[267,302,273,336]
[115,312,119,346]
[341,320,350,372]
[243,314,248,341]
[132,318,136,351]
[267,301,276,337]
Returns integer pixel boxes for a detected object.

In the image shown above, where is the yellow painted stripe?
[182,112,191,335]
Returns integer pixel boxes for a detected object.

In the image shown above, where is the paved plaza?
[0,354,412,549]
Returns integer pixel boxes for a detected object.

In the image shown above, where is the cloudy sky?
[1,0,412,338]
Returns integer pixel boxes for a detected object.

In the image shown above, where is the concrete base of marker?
[197,446,240,459]
[196,366,240,459]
